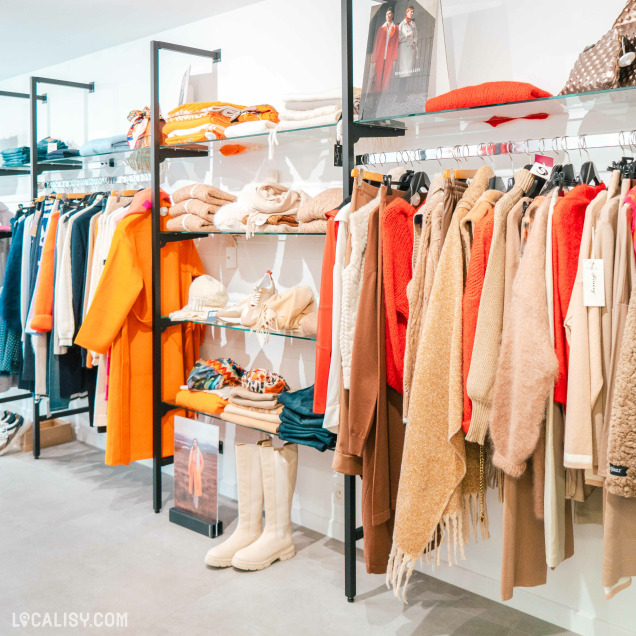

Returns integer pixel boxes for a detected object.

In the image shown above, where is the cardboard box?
[22,419,74,452]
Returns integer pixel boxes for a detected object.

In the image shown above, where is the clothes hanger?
[576,135,602,185]
[442,144,477,180]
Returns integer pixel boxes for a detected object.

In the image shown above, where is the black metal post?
[341,0,354,198]
[32,398,40,459]
[0,90,46,102]
[344,475,357,602]
[29,76,38,201]
[150,41,163,514]
[150,41,221,515]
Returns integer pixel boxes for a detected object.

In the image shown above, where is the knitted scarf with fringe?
[388,167,492,601]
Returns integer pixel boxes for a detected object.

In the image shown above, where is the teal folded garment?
[278,385,319,418]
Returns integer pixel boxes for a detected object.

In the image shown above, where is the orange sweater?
[552,184,606,406]
[382,198,416,393]
[30,209,60,333]
[313,209,338,414]
[462,209,495,433]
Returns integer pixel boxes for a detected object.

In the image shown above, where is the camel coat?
[75,189,204,466]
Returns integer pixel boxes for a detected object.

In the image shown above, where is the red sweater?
[462,209,495,433]
[382,198,416,393]
[312,209,338,414]
[552,183,606,406]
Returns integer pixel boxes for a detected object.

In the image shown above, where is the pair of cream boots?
[205,439,298,571]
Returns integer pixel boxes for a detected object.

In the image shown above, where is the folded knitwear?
[242,213,298,228]
[230,386,279,401]
[277,385,319,418]
[171,183,236,206]
[297,188,343,223]
[229,395,279,410]
[213,200,249,232]
[278,104,343,122]
[425,81,552,126]
[79,135,129,156]
[281,87,361,111]
[276,425,335,451]
[298,220,328,233]
[277,113,343,130]
[220,410,280,434]
[174,389,227,415]
[224,403,283,423]
[170,198,220,219]
[164,102,279,144]
[46,148,80,159]
[165,214,216,233]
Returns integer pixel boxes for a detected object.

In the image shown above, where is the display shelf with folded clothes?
[357,82,636,135]
[167,270,318,340]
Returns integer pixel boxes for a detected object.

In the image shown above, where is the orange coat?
[75,189,204,466]
[188,448,205,497]
[30,208,60,333]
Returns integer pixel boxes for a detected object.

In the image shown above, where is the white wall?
[1,1,635,634]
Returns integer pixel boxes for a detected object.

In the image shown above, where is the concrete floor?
[0,441,576,636]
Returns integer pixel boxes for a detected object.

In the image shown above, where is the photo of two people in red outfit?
[361,0,439,120]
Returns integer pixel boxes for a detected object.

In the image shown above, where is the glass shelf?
[163,315,316,342]
[162,122,338,151]
[0,166,30,176]
[161,230,326,239]
[358,86,636,136]
[162,400,278,437]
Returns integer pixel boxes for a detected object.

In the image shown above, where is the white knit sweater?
[340,194,380,389]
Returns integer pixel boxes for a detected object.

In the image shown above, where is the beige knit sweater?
[389,166,491,599]
[403,177,444,422]
[460,189,504,270]
[489,196,558,477]
[465,169,535,444]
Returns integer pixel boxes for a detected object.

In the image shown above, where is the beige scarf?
[388,167,492,600]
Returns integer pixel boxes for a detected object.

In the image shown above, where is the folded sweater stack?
[2,138,71,166]
[163,102,279,145]
[166,183,237,232]
[296,187,343,233]
[277,89,360,131]
[220,379,288,434]
[277,385,336,451]
[213,173,310,236]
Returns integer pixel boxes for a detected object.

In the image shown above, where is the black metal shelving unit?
[0,90,49,414]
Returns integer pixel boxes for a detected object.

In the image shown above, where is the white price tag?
[530,162,552,180]
[47,142,58,153]
[583,259,605,307]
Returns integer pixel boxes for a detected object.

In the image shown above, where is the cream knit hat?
[169,275,229,321]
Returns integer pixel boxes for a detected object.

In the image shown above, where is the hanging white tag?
[530,162,552,180]
[583,259,605,307]
[47,141,58,153]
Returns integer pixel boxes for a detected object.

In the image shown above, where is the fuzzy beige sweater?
[388,167,491,599]
[466,170,535,444]
[402,177,444,422]
[490,196,558,478]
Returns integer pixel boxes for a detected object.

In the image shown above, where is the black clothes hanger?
[540,164,577,195]
[579,161,602,185]
[402,170,430,205]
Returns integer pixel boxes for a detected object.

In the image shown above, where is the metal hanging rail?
[38,172,151,191]
[356,131,636,167]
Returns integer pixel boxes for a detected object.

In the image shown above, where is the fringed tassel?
[461,491,490,544]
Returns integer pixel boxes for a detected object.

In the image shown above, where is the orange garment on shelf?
[174,389,228,415]
[461,209,495,433]
[552,184,606,406]
[30,208,60,333]
[75,189,205,466]
[188,447,205,497]
[313,209,339,414]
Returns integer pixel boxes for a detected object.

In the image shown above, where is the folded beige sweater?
[170,198,221,218]
[165,214,216,232]
[172,183,236,205]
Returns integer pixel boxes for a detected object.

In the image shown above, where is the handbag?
[560,0,636,95]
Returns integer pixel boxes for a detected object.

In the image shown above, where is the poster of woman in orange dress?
[188,439,205,509]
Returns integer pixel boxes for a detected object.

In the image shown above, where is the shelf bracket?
[350,121,406,144]
[159,231,208,247]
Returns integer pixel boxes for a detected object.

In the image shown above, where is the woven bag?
[560,0,636,95]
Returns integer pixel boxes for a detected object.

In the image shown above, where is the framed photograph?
[360,0,446,120]
[173,415,219,523]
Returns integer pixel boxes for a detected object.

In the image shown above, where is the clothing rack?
[38,173,151,191]
[356,131,636,167]
[28,76,96,459]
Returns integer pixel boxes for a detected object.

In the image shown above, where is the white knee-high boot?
[231,441,298,571]
[204,442,264,567]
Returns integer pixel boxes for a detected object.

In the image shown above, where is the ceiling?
[0,0,257,81]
